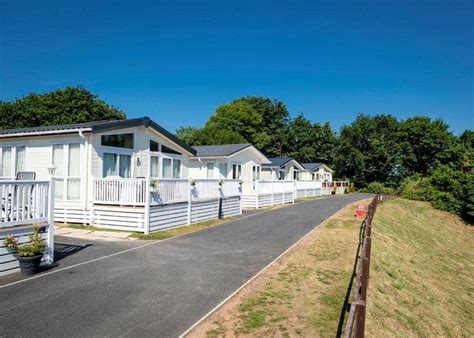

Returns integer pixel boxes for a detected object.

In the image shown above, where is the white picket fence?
[0,180,55,275]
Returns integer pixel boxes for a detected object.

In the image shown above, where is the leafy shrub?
[400,166,474,223]
[366,182,396,194]
[3,226,46,257]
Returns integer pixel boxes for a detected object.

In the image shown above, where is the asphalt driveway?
[0,194,370,337]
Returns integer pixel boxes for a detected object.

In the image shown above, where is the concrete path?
[0,194,370,337]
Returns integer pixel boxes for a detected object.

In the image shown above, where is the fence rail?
[343,194,398,338]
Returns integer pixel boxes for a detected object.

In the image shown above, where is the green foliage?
[0,86,125,129]
[365,182,397,195]
[399,117,462,176]
[334,114,402,186]
[287,114,337,163]
[4,226,46,257]
[400,167,474,223]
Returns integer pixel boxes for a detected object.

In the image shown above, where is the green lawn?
[367,199,474,337]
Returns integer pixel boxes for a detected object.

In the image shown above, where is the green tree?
[399,117,461,176]
[0,86,125,129]
[287,114,337,163]
[334,114,402,186]
[233,97,290,156]
[175,126,204,146]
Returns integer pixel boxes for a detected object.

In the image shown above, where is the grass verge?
[366,198,474,337]
[57,223,134,234]
[188,199,371,337]
[130,217,235,240]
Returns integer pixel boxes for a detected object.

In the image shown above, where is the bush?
[400,166,474,224]
[366,182,396,194]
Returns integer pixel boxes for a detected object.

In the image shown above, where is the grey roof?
[262,157,294,168]
[302,162,333,172]
[192,143,252,157]
[0,117,196,155]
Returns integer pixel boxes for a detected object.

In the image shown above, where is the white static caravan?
[301,163,334,182]
[0,117,241,233]
[261,157,306,181]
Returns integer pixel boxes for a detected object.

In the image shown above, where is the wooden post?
[354,301,366,338]
[46,178,55,265]
[144,176,151,235]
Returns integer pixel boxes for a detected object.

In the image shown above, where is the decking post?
[144,176,151,235]
[187,179,192,224]
[46,177,55,265]
[255,180,260,209]
[271,179,274,206]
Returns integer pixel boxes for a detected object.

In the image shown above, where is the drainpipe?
[78,131,90,223]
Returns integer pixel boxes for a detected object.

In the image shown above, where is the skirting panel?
[149,202,189,232]
[55,206,89,225]
[91,206,146,231]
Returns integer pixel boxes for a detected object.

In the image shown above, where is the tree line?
[1,87,472,222]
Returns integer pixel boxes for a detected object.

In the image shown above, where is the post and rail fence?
[343,194,398,338]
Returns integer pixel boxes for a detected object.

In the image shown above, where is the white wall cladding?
[296,188,322,199]
[0,226,48,276]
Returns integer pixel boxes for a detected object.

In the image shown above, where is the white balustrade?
[1,180,51,227]
[151,179,189,204]
[93,178,147,205]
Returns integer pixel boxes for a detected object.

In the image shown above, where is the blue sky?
[1,0,473,134]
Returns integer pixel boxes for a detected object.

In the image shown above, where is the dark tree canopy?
[0,86,125,129]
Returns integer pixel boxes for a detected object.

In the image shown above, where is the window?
[173,159,181,178]
[219,163,228,179]
[150,140,160,152]
[278,170,285,180]
[0,146,25,178]
[207,163,214,179]
[162,158,172,178]
[103,153,132,178]
[232,164,242,180]
[252,165,261,181]
[293,170,299,181]
[162,144,181,155]
[101,133,134,149]
[150,156,159,177]
[53,143,81,200]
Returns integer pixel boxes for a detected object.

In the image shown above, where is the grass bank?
[367,199,474,337]
[188,199,371,337]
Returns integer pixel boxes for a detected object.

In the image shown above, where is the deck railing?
[93,178,243,206]
[93,178,148,206]
[0,179,55,266]
[1,180,51,227]
[295,180,322,190]
[151,179,189,204]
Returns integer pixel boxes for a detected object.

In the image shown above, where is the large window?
[0,146,26,178]
[150,140,160,152]
[278,170,285,180]
[206,163,214,179]
[150,156,159,178]
[252,165,261,181]
[162,144,181,155]
[53,143,81,200]
[219,163,228,179]
[101,133,134,149]
[232,164,242,180]
[103,153,132,178]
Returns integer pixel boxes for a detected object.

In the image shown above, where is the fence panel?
[93,178,147,206]
[151,179,189,204]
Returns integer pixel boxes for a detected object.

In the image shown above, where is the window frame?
[51,142,83,201]
[0,144,26,178]
[231,163,242,180]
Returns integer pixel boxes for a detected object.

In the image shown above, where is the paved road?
[0,194,370,337]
